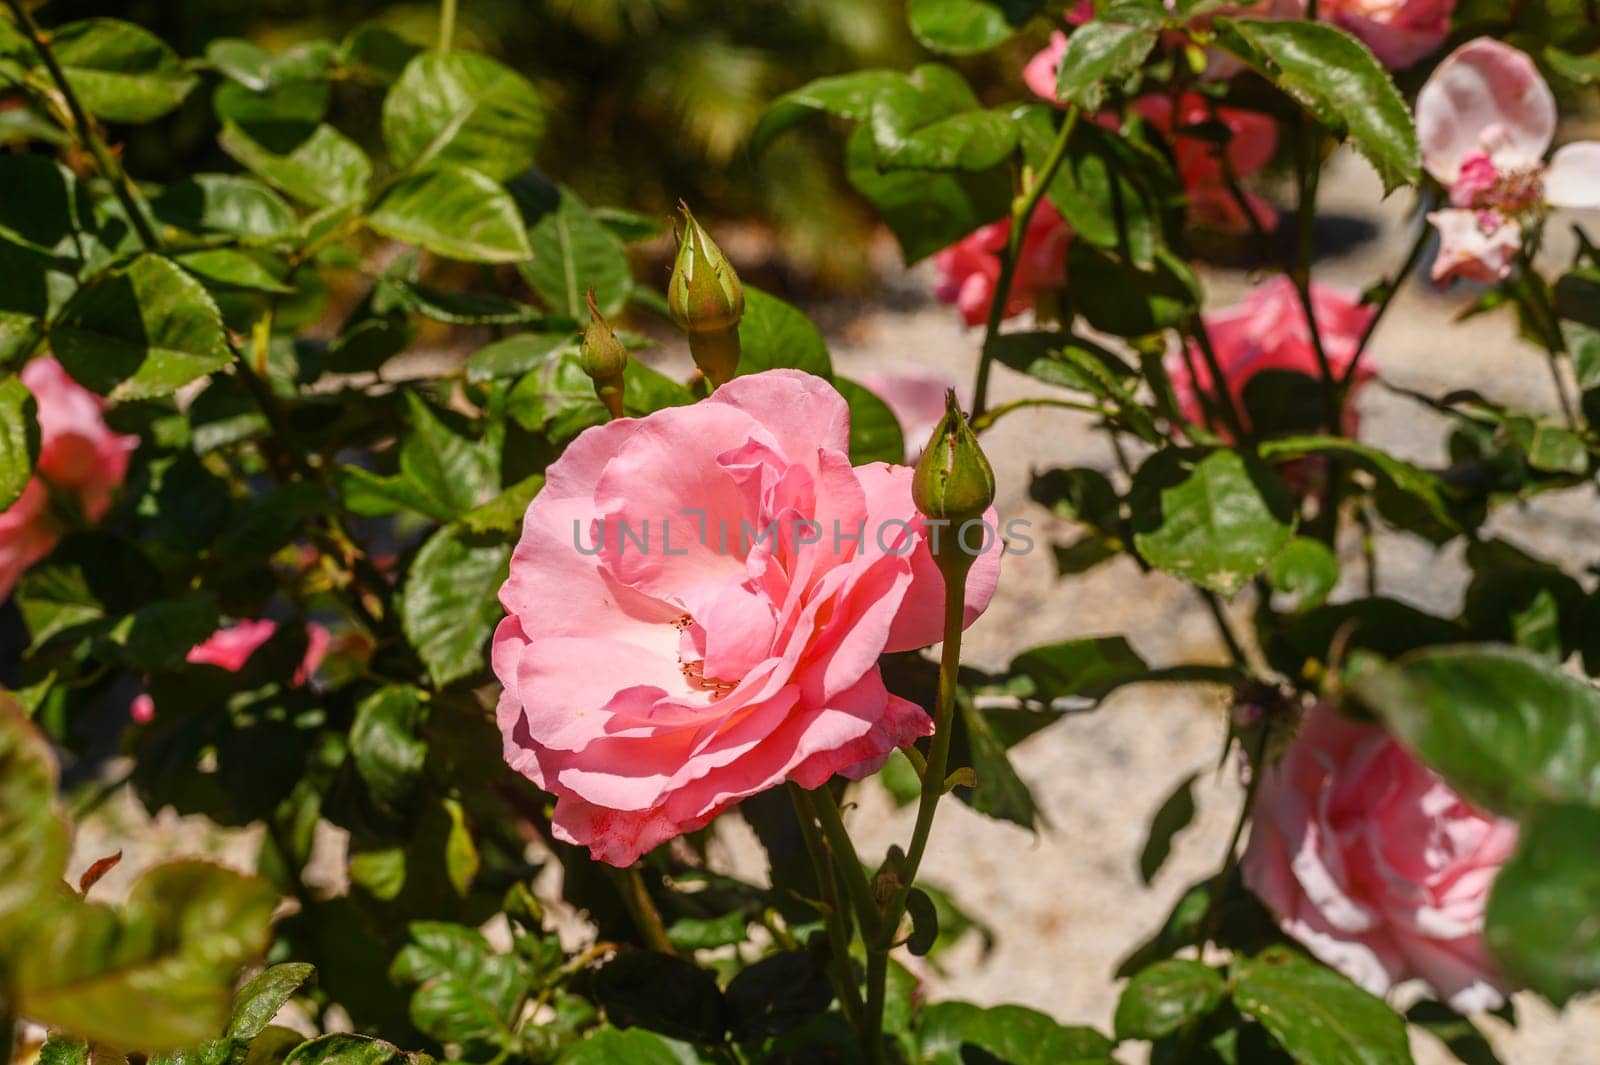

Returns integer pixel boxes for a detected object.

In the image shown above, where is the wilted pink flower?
[932,203,1070,327]
[1168,276,1375,439]
[1244,704,1518,1012]
[1417,38,1600,284]
[857,368,966,462]
[493,370,1001,866]
[1319,0,1453,69]
[130,620,329,723]
[0,357,135,600]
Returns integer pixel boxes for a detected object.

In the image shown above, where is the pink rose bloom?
[493,370,1001,866]
[130,619,330,723]
[1167,276,1376,440]
[1244,705,1518,1012]
[1319,0,1453,69]
[1417,38,1600,284]
[0,357,136,600]
[1133,93,1279,233]
[856,368,967,462]
[932,202,1070,327]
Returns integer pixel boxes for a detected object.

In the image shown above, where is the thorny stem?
[612,865,678,956]
[972,107,1081,419]
[5,0,159,250]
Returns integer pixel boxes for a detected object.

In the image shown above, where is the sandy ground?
[63,149,1600,1062]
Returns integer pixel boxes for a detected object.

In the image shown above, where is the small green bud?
[914,391,996,528]
[669,203,743,388]
[580,289,628,420]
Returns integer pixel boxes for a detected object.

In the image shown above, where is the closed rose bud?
[913,391,995,580]
[580,289,628,420]
[668,204,743,388]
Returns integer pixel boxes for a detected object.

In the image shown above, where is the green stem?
[788,785,866,1033]
[438,0,459,53]
[5,0,159,250]
[972,107,1080,419]
[1201,722,1271,946]
[612,866,678,956]
[801,787,881,942]
[1200,590,1247,669]
[969,395,1104,432]
[1344,213,1431,388]
[1188,318,1250,442]
[861,948,890,1065]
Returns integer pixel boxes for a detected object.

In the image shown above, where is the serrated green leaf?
[1055,21,1159,110]
[384,52,543,181]
[835,376,906,465]
[1266,536,1339,611]
[512,177,631,317]
[369,166,532,264]
[0,372,38,511]
[751,70,902,156]
[152,174,297,239]
[48,19,197,123]
[907,0,1045,54]
[351,686,428,819]
[736,287,832,378]
[1231,948,1412,1065]
[0,694,70,931]
[51,253,231,401]
[917,1002,1115,1064]
[1485,802,1600,1005]
[220,122,371,209]
[465,332,576,384]
[1115,959,1226,1040]
[390,922,530,1048]
[400,525,511,687]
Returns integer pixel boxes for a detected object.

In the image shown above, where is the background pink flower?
[493,370,1001,866]
[1167,276,1375,439]
[1417,38,1600,284]
[1133,93,1279,233]
[1244,704,1518,1012]
[0,357,136,600]
[1319,0,1453,69]
[857,367,967,462]
[932,204,1070,327]
[130,620,330,723]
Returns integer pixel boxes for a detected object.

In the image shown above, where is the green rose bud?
[580,289,628,420]
[914,391,995,579]
[668,203,743,389]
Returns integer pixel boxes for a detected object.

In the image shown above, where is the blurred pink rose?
[1167,276,1375,439]
[932,203,1070,327]
[1243,704,1518,1012]
[130,619,330,723]
[0,357,136,600]
[857,368,966,462]
[1022,30,1069,104]
[1133,93,1279,233]
[1319,0,1453,68]
[493,370,1001,866]
[1417,38,1600,284]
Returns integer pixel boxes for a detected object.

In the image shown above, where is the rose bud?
[668,203,743,389]
[913,391,996,580]
[580,288,628,420]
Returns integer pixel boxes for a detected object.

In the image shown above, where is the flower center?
[672,614,738,698]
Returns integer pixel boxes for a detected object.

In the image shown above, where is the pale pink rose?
[1416,38,1600,283]
[1426,208,1522,285]
[1167,276,1376,440]
[856,368,967,461]
[932,203,1070,327]
[0,357,136,600]
[1243,704,1518,1013]
[493,370,1002,866]
[1133,93,1279,233]
[1023,31,1069,104]
[1319,0,1453,69]
[131,620,329,723]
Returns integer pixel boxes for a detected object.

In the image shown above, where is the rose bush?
[3,0,1600,1062]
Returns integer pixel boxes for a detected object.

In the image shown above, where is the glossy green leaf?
[907,0,1045,54]
[152,174,297,239]
[48,19,197,123]
[1055,21,1159,110]
[369,165,532,264]
[459,474,543,537]
[513,178,631,317]
[1259,435,1462,532]
[1485,802,1600,1005]
[1211,18,1419,193]
[1231,948,1412,1065]
[177,249,293,294]
[556,1027,699,1065]
[1350,644,1600,818]
[0,694,69,931]
[14,861,279,1051]
[283,1035,421,1065]
[466,332,576,384]
[1115,959,1226,1041]
[1266,536,1339,611]
[751,70,903,156]
[954,692,1040,830]
[390,921,530,1048]
[228,962,316,1041]
[51,253,232,401]
[0,372,38,511]
[0,154,91,254]
[400,525,512,687]
[1008,636,1151,703]
[736,288,832,379]
[384,52,543,181]
[845,123,1010,264]
[220,122,371,209]
[350,686,428,819]
[918,1002,1116,1064]
[1130,449,1296,596]
[836,376,906,465]
[871,71,1018,172]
